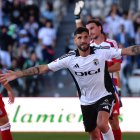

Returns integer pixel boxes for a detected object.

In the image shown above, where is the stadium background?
[0,0,140,139]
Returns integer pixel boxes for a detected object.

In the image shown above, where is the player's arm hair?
[16,65,49,78]
[121,45,140,55]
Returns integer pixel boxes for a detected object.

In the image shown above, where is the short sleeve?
[48,56,70,72]
[104,47,122,60]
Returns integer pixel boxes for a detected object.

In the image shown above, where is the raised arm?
[74,0,84,28]
[121,45,140,55]
[0,64,49,85]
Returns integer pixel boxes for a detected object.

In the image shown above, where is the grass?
[10,132,140,140]
[12,132,88,140]
[123,133,140,140]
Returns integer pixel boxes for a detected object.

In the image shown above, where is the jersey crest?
[93,59,99,65]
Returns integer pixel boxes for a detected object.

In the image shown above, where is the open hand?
[0,70,17,85]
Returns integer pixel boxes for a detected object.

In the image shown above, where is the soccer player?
[74,1,122,140]
[0,70,14,140]
[0,27,140,140]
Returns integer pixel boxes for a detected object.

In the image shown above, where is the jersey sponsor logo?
[75,68,100,76]
[93,59,99,65]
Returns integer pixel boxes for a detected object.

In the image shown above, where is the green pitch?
[10,132,140,140]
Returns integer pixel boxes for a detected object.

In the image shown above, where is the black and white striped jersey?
[48,47,122,105]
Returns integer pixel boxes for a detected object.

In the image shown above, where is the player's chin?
[80,46,89,51]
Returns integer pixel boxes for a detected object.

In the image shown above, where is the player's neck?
[94,34,105,45]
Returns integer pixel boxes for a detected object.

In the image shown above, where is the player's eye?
[77,36,82,39]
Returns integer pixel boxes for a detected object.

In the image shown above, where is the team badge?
[93,59,99,65]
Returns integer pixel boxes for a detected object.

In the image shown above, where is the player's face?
[74,32,90,52]
[86,23,101,40]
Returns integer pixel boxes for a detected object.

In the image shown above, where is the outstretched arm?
[0,64,49,85]
[74,0,84,28]
[121,45,140,56]
[16,64,49,78]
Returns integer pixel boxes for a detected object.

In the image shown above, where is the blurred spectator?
[8,0,25,27]
[0,0,3,26]
[41,1,55,23]
[134,26,140,68]
[105,5,123,38]
[18,29,30,46]
[24,15,39,42]
[0,49,11,69]
[115,24,131,47]
[0,25,15,52]
[38,19,56,63]
[53,0,67,29]
[107,3,122,17]
[0,25,14,69]
[133,13,140,33]
[8,57,24,96]
[23,51,44,97]
[65,33,76,53]
[17,43,30,60]
[120,46,133,96]
[2,0,12,26]
[8,23,18,40]
[121,11,135,40]
[135,26,140,45]
[24,0,39,22]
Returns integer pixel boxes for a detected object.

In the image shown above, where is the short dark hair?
[86,19,103,33]
[74,27,89,36]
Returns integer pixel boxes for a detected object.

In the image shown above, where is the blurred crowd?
[0,0,68,97]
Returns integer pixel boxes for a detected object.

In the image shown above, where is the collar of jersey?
[75,47,95,56]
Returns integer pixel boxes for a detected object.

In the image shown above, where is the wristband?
[75,14,80,20]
